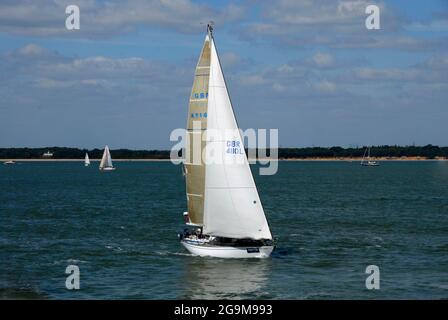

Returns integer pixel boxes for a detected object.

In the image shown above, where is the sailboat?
[84,153,90,166]
[179,24,274,258]
[99,145,115,171]
[42,150,53,158]
[361,147,379,166]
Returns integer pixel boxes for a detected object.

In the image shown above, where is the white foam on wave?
[53,258,87,265]
[155,250,194,257]
[105,245,123,252]
[431,283,448,290]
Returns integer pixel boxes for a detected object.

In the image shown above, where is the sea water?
[1,161,447,299]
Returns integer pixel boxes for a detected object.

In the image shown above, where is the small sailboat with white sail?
[99,145,115,171]
[179,24,274,258]
[42,150,53,158]
[361,147,379,166]
[84,153,90,167]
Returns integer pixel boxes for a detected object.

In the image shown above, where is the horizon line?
[1,144,447,151]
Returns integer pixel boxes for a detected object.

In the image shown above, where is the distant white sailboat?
[42,150,53,158]
[99,146,115,171]
[179,24,274,258]
[84,153,90,166]
[361,147,379,166]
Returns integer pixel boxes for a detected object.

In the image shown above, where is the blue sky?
[0,0,447,149]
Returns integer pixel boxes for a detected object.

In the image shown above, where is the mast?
[207,22,213,39]
[361,147,367,164]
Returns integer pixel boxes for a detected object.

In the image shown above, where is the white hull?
[361,162,379,166]
[100,167,115,171]
[181,240,273,259]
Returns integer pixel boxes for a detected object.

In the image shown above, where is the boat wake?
[270,247,294,258]
[155,250,195,257]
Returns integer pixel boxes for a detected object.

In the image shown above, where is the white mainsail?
[99,145,113,170]
[198,32,272,240]
[84,153,90,166]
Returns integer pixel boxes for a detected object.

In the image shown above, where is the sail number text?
[226,140,244,155]
[218,304,273,315]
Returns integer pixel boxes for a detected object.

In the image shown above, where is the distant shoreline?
[2,157,447,162]
[1,158,172,162]
[2,146,447,161]
[277,156,448,161]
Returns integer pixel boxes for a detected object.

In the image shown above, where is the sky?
[0,0,447,149]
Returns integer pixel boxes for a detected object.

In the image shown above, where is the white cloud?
[236,0,448,51]
[0,0,245,37]
[423,54,448,69]
[312,80,336,93]
[406,19,448,32]
[0,43,192,100]
[309,52,334,68]
[237,74,267,86]
[1,40,447,148]
[18,44,49,56]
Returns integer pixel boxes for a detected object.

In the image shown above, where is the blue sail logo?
[193,92,208,99]
[226,140,243,155]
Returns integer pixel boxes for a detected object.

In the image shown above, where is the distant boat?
[3,160,15,165]
[99,145,115,171]
[178,24,274,259]
[361,147,379,166]
[84,153,90,166]
[42,150,53,158]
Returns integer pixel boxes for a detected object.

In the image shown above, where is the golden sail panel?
[184,35,210,225]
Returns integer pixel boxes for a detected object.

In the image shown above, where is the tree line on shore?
[0,147,170,159]
[276,145,448,159]
[1,145,447,159]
